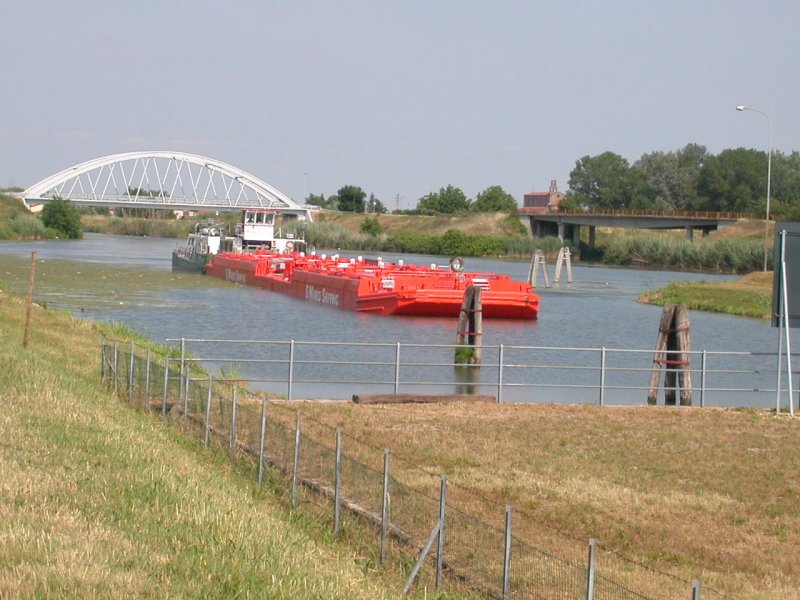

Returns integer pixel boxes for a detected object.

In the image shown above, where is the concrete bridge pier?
[572,224,581,245]
[532,219,559,238]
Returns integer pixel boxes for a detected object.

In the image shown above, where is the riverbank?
[0,194,772,272]
[639,271,773,319]
[0,291,398,599]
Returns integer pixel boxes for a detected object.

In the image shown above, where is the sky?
[2,1,799,210]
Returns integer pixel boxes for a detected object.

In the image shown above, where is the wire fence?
[102,337,734,599]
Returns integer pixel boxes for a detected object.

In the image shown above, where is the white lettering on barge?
[225,268,247,285]
[305,284,339,307]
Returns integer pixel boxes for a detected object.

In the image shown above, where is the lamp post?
[736,104,772,272]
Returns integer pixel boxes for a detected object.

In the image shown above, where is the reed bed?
[603,235,766,273]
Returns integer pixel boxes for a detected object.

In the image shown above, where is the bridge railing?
[519,207,763,220]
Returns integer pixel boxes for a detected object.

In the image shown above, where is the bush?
[359,216,383,236]
[10,215,47,239]
[41,198,82,239]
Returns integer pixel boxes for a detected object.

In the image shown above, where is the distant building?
[522,180,565,213]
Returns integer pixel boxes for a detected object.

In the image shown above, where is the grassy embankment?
[0,291,400,599]
[640,271,773,319]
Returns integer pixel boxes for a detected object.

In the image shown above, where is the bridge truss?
[22,151,310,219]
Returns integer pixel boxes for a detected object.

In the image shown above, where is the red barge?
[195,209,539,319]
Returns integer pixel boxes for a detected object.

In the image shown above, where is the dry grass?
[316,211,521,237]
[706,220,768,242]
[265,400,800,599]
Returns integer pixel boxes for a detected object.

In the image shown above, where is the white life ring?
[286,241,294,251]
[449,256,465,273]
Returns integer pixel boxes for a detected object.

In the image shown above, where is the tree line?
[565,143,800,219]
[308,143,800,221]
[305,184,518,215]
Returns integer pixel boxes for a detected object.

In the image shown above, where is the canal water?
[1,234,794,407]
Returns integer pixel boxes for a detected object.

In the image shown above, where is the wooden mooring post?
[553,246,573,284]
[528,249,551,288]
[23,251,37,348]
[647,304,692,405]
[455,285,482,365]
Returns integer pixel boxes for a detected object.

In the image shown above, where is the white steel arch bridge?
[22,151,311,220]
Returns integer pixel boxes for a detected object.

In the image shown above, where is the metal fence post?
[599,348,606,406]
[179,337,186,402]
[502,505,512,600]
[230,385,238,455]
[381,448,390,565]
[204,377,213,448]
[586,537,597,600]
[292,411,301,509]
[144,348,151,410]
[700,350,707,408]
[435,474,447,592]
[287,340,295,401]
[162,356,170,421]
[129,340,136,404]
[394,342,401,394]
[258,397,268,484]
[692,579,701,600]
[334,428,342,535]
[182,369,190,429]
[497,344,505,403]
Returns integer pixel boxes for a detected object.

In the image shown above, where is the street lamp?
[736,104,772,271]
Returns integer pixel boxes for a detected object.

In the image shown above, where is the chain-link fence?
[101,337,731,599]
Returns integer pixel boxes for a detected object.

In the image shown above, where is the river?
[1,234,795,407]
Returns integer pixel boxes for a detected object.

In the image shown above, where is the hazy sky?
[2,1,798,209]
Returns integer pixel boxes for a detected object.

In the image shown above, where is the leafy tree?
[696,148,767,212]
[41,197,82,239]
[128,186,168,198]
[768,151,800,219]
[416,185,471,214]
[305,193,329,208]
[366,193,388,214]
[472,185,518,213]
[631,144,708,211]
[337,185,366,212]
[567,152,633,209]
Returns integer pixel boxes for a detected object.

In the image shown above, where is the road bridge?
[520,208,745,247]
[22,151,312,220]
